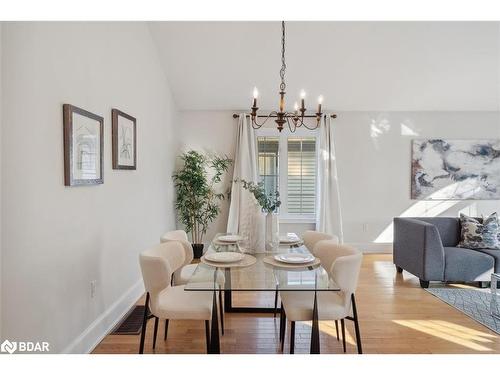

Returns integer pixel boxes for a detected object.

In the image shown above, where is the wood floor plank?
[92,254,500,354]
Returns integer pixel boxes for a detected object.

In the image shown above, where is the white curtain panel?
[227,114,265,252]
[316,114,344,243]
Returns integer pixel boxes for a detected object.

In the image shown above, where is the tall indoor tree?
[172,150,232,257]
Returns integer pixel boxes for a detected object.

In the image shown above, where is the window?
[257,137,279,196]
[287,138,316,215]
[257,132,317,219]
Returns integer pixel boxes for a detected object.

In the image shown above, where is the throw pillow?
[458,212,500,250]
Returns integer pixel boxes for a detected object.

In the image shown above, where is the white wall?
[335,111,500,251]
[178,110,500,251]
[1,22,178,352]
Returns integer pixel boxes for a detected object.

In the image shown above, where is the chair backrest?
[160,230,193,266]
[139,242,186,301]
[330,245,363,296]
[302,230,338,255]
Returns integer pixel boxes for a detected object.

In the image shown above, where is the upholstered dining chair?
[138,241,214,354]
[160,230,226,334]
[279,241,363,354]
[273,231,338,317]
[302,230,339,254]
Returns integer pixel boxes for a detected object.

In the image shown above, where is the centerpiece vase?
[265,212,279,252]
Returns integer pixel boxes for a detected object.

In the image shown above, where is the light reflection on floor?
[393,319,494,351]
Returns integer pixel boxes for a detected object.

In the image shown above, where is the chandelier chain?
[279,21,286,92]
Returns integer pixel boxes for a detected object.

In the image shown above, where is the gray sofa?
[393,217,498,288]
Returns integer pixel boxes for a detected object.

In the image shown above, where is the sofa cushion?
[458,213,500,250]
[472,248,500,273]
[443,247,494,281]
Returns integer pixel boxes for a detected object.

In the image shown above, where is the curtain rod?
[232,113,337,119]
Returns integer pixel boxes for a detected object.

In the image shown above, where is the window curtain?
[227,114,265,252]
[316,114,344,242]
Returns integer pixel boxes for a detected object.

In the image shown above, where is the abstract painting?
[63,104,104,186]
[112,109,136,170]
[411,139,500,200]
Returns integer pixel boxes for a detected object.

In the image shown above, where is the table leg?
[310,290,320,354]
[209,288,220,354]
[224,268,232,312]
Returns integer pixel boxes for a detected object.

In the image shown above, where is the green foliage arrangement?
[173,150,232,244]
[237,179,281,214]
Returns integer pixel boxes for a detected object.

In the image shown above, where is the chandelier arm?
[285,116,297,133]
[251,111,279,128]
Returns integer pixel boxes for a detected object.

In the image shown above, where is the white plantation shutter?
[287,138,317,215]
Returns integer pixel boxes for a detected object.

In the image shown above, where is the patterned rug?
[426,287,500,334]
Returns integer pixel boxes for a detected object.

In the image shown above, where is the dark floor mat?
[111,305,145,335]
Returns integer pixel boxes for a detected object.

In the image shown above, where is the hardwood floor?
[92,254,500,354]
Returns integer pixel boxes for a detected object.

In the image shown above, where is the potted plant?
[237,179,281,251]
[173,150,232,258]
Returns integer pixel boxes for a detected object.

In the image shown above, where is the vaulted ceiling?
[149,21,500,112]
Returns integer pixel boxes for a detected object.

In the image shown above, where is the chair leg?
[219,288,224,335]
[138,293,150,354]
[290,321,295,354]
[351,294,363,354]
[334,320,339,341]
[164,319,169,341]
[281,307,286,352]
[396,265,403,273]
[274,288,279,318]
[205,320,210,353]
[279,302,284,342]
[152,317,159,350]
[340,319,346,353]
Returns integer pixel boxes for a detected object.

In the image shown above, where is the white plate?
[279,235,301,244]
[205,252,245,263]
[218,235,243,243]
[274,253,315,264]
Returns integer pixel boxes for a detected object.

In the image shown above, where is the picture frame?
[112,109,137,170]
[63,104,104,186]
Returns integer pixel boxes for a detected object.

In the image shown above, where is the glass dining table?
[184,233,340,354]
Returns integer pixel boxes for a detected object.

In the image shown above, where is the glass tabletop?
[184,233,339,292]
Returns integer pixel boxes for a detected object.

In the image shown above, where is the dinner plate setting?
[274,253,315,264]
[279,233,302,244]
[217,234,244,243]
[204,252,245,263]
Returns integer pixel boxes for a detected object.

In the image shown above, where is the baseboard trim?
[345,242,393,253]
[62,279,144,354]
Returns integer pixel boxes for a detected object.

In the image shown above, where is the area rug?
[426,287,500,334]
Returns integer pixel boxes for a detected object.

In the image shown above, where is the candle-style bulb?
[300,90,306,99]
[253,87,259,99]
[294,102,299,111]
[318,95,324,104]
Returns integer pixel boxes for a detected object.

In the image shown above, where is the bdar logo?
[1,340,17,354]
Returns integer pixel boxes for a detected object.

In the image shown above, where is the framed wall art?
[411,139,500,200]
[63,104,104,186]
[112,109,137,170]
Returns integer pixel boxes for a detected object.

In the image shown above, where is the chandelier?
[249,21,330,132]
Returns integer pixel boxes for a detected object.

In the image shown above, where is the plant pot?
[265,212,279,252]
[192,243,204,259]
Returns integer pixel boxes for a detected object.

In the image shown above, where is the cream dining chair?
[279,241,363,354]
[138,241,215,354]
[160,230,226,335]
[273,231,338,317]
[302,230,339,253]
